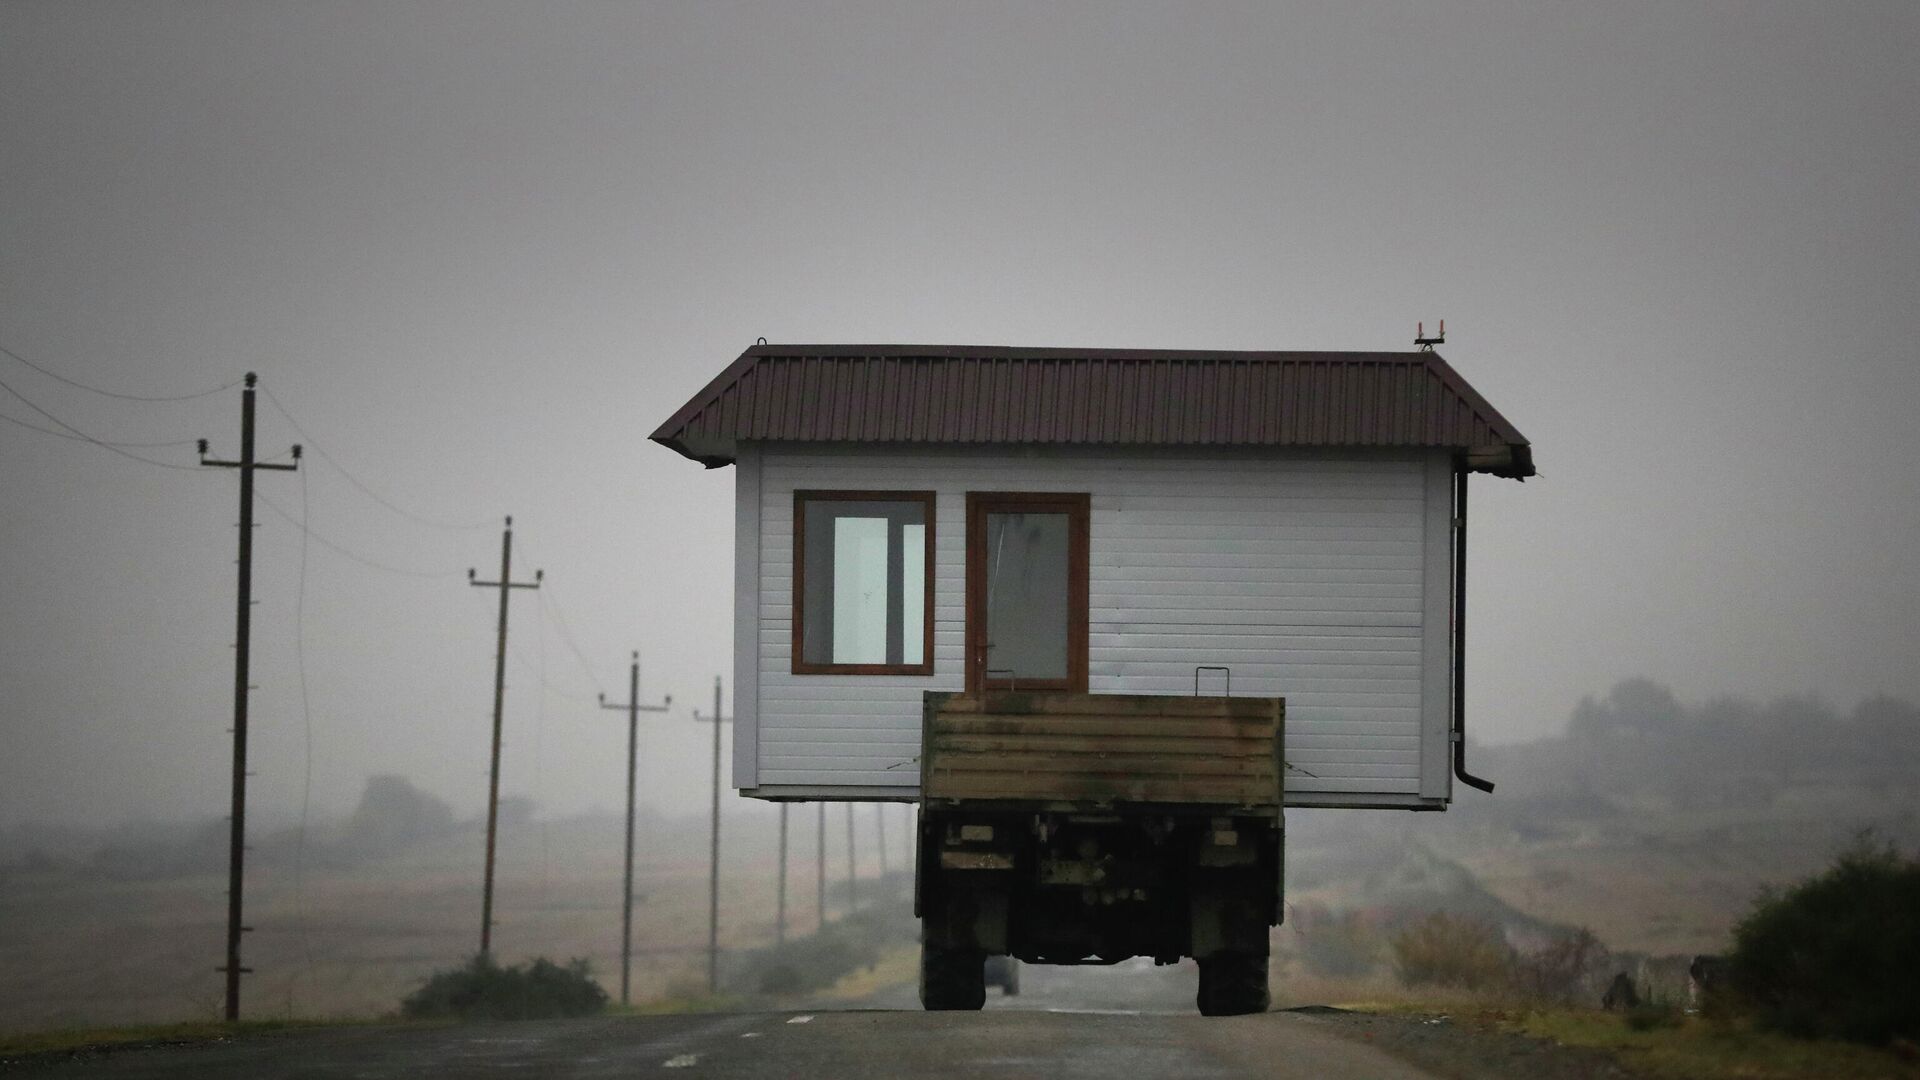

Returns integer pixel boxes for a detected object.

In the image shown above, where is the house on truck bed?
[651,343,1534,811]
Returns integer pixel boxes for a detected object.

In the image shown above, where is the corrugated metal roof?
[651,344,1534,478]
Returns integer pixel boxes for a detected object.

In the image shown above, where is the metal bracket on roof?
[1415,320,1446,351]
[1195,666,1231,696]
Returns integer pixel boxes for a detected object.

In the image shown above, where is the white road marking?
[739,1032,761,1039]
[1045,1007,1141,1016]
[786,1014,814,1024]
[663,1053,700,1068]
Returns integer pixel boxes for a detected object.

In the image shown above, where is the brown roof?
[651,344,1534,478]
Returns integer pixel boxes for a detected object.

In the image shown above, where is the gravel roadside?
[1289,1007,1648,1080]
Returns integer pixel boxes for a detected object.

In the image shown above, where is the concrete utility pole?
[467,518,541,958]
[816,803,827,930]
[876,803,889,880]
[199,373,300,1023]
[845,803,858,913]
[597,652,669,1005]
[775,804,789,945]
[691,677,732,993]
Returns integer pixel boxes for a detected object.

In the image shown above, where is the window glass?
[831,516,889,664]
[799,496,930,671]
[901,523,925,666]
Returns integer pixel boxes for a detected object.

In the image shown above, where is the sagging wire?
[0,409,201,448]
[0,339,242,401]
[0,374,205,471]
[534,574,608,700]
[261,388,495,533]
[291,463,321,1005]
[255,492,467,580]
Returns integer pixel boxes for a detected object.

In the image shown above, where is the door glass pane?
[985,511,1069,682]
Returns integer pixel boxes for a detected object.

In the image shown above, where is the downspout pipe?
[1453,465,1496,793]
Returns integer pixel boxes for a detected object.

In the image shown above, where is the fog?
[3,1,1916,840]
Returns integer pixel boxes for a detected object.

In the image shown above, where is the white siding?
[740,444,1454,808]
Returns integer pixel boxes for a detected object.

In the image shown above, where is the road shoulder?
[1285,1007,1643,1080]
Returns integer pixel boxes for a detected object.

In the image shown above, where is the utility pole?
[597,652,669,1005]
[816,803,827,930]
[467,517,541,959]
[845,803,858,913]
[199,372,300,1023]
[691,677,732,993]
[876,803,889,881]
[775,804,789,945]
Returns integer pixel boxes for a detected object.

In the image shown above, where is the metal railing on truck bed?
[920,691,1285,812]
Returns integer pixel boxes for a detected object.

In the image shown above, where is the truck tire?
[920,943,986,1011]
[1196,953,1270,1016]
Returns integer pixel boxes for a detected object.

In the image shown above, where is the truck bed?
[920,692,1284,811]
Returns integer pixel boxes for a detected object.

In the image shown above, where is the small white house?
[652,344,1533,810]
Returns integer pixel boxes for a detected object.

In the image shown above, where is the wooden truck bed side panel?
[922,692,1284,809]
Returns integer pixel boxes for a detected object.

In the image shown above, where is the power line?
[0,374,203,470]
[536,577,608,698]
[260,388,494,533]
[0,408,201,448]
[505,640,602,704]
[291,465,321,997]
[0,340,243,401]
[256,492,467,580]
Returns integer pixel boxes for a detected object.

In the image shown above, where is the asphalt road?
[7,964,1441,1080]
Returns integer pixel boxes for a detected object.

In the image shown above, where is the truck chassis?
[914,691,1284,1015]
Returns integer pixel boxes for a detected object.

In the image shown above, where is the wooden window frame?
[965,492,1091,694]
[791,490,937,676]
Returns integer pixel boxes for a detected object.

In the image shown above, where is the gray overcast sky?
[2,2,1915,829]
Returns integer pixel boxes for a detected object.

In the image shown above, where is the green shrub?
[401,955,608,1021]
[1728,838,1920,1044]
[726,903,912,997]
[1390,912,1514,990]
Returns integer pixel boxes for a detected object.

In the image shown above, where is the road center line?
[663,1053,700,1068]
[786,1015,814,1024]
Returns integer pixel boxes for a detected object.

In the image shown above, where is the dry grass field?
[0,804,909,1034]
[5,768,1915,1038]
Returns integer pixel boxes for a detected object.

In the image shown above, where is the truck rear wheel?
[1196,953,1270,1016]
[920,943,986,1011]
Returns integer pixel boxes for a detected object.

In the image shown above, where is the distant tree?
[1567,694,1609,741]
[1608,678,1683,733]
[341,775,456,855]
[1569,678,1682,739]
[1760,695,1840,782]
[496,795,537,828]
[1854,696,1920,793]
